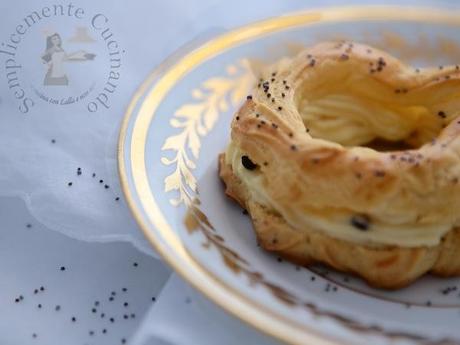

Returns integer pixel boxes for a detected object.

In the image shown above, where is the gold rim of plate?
[118,6,460,345]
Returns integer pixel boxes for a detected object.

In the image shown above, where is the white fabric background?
[0,196,171,345]
[130,275,282,345]
[0,194,280,345]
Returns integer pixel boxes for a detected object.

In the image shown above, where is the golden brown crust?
[219,154,460,289]
[231,42,460,227]
[220,41,460,288]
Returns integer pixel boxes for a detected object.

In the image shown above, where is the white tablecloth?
[1,1,458,344]
[0,196,171,345]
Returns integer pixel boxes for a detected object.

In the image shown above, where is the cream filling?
[226,142,452,247]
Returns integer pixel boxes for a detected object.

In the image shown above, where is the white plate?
[119,7,460,345]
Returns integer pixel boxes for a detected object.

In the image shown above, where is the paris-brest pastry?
[219,42,460,289]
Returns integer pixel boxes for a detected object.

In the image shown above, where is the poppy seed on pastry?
[241,156,257,170]
[350,215,370,231]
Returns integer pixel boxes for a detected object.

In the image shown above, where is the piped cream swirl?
[226,142,452,247]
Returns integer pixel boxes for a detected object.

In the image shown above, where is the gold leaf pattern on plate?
[161,59,254,206]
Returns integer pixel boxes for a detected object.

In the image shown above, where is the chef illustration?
[41,30,95,86]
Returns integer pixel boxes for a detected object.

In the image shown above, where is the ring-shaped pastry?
[219,42,460,289]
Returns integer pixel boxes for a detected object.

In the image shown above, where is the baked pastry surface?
[218,41,460,289]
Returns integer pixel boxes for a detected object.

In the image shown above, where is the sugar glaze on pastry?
[219,41,460,288]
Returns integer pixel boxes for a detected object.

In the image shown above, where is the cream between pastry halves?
[219,41,460,289]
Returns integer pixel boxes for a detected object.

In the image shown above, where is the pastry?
[218,41,460,289]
